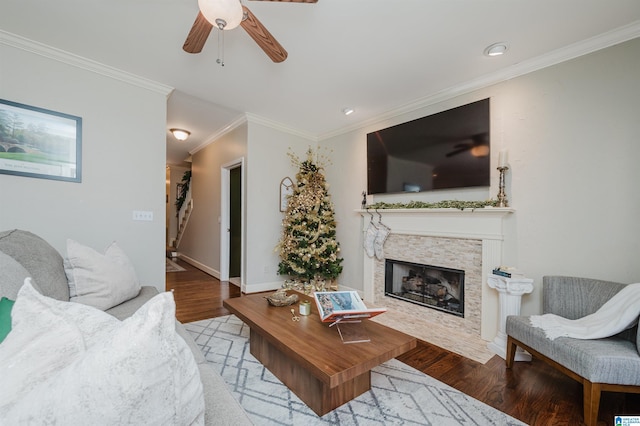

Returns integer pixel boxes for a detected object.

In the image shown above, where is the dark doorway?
[229,166,241,278]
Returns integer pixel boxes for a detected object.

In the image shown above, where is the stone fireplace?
[360,208,513,355]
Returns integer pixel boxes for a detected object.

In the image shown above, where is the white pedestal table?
[487,274,534,361]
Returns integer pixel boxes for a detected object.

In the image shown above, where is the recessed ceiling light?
[484,42,508,57]
[342,107,355,116]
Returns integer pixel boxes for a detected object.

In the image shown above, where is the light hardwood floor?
[167,259,640,425]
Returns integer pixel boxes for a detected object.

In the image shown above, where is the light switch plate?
[132,210,153,221]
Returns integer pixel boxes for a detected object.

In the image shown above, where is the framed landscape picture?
[0,99,82,182]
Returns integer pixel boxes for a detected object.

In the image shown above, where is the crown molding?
[189,113,318,156]
[246,113,318,142]
[189,114,248,156]
[0,30,174,97]
[4,20,638,143]
[318,20,640,141]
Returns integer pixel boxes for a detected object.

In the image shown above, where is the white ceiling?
[2,1,640,166]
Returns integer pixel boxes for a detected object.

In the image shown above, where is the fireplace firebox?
[384,259,464,317]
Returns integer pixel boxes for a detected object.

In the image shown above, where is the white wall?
[498,38,640,312]
[0,36,170,292]
[178,124,247,277]
[244,120,315,292]
[322,38,640,316]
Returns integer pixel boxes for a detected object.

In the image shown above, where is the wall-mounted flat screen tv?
[367,98,490,195]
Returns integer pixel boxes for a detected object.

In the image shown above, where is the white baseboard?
[242,280,282,294]
[242,280,361,297]
[178,254,220,280]
[173,262,359,298]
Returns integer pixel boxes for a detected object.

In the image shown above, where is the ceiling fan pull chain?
[216,29,225,67]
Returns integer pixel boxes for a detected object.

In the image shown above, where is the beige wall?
[178,124,248,278]
[323,38,640,318]
[179,119,314,293]
[0,35,170,292]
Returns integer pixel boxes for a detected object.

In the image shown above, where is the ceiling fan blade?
[445,145,472,157]
[183,12,213,54]
[445,149,467,158]
[240,6,288,63]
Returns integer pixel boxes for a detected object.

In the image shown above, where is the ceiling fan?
[445,133,490,158]
[183,0,317,63]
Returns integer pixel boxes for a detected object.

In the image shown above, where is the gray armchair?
[506,276,640,426]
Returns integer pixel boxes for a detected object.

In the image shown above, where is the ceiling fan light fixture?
[198,0,243,30]
[170,128,191,141]
[484,42,508,57]
[470,145,490,157]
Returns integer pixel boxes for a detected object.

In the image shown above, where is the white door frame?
[220,157,245,286]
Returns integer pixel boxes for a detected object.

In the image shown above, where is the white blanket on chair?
[530,283,640,340]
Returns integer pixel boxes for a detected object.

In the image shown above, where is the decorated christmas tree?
[277,148,343,284]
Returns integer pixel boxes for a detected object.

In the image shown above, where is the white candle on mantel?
[498,150,508,167]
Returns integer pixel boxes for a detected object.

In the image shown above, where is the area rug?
[185,315,527,426]
[165,257,186,272]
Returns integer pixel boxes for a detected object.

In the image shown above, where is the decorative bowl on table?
[266,289,299,307]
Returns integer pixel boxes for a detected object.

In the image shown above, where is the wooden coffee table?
[223,290,417,416]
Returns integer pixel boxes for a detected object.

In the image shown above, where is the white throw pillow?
[65,239,141,310]
[0,278,120,409]
[0,279,205,425]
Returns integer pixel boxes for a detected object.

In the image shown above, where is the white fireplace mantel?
[359,207,514,342]
[359,207,514,239]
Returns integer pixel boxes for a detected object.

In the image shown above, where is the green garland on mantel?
[367,199,500,210]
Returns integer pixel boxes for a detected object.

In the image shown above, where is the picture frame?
[0,98,82,182]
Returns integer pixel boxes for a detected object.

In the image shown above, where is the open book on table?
[313,291,386,323]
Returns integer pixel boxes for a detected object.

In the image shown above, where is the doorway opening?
[220,158,244,288]
[229,166,241,279]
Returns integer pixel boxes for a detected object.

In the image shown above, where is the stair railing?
[175,197,193,249]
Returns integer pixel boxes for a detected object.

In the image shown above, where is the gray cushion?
[0,230,69,301]
[104,286,158,320]
[542,275,640,356]
[558,336,640,384]
[543,276,626,318]
[174,320,251,425]
[198,363,253,425]
[176,321,206,364]
[507,315,640,385]
[0,251,30,300]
